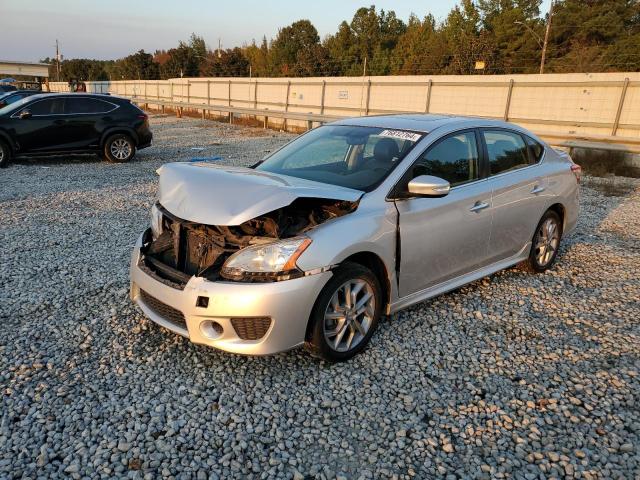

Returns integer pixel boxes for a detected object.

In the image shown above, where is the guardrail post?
[364,79,371,116]
[228,80,232,122]
[284,80,291,131]
[264,115,268,129]
[612,77,630,136]
[253,80,258,110]
[425,79,432,113]
[504,79,514,121]
[320,80,326,115]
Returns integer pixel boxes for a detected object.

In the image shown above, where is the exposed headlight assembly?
[221,237,312,282]
[150,203,163,240]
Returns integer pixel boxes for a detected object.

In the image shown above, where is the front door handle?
[53,119,66,125]
[531,185,546,194]
[470,201,490,212]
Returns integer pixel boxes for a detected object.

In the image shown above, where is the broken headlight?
[150,203,163,240]
[221,237,312,282]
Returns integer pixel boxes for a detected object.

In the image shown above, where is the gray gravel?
[1,114,639,479]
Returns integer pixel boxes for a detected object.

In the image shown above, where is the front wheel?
[103,134,136,163]
[525,210,562,273]
[0,140,11,168]
[305,262,382,361]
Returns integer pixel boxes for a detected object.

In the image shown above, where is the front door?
[13,98,67,152]
[395,130,493,297]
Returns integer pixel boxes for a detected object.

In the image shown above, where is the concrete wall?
[49,72,640,140]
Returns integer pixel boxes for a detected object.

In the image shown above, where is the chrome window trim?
[10,97,120,118]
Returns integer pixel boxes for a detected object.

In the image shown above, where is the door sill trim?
[390,243,530,314]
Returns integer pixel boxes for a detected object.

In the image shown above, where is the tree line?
[44,0,640,82]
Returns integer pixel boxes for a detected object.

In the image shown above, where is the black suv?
[0,93,152,168]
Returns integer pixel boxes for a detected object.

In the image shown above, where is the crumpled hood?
[157,162,363,225]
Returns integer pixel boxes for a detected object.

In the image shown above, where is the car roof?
[22,92,127,103]
[332,114,524,134]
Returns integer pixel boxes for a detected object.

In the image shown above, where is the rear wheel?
[305,262,382,361]
[103,134,136,163]
[0,140,11,168]
[524,210,562,273]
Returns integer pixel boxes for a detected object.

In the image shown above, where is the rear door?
[481,129,549,263]
[61,97,117,149]
[395,130,494,296]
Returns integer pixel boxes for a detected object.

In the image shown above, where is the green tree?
[270,20,320,75]
[440,0,496,74]
[547,0,640,72]
[114,50,159,79]
[478,0,544,73]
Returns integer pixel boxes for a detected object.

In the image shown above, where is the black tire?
[103,134,136,163]
[0,140,11,168]
[305,262,382,362]
[523,210,563,273]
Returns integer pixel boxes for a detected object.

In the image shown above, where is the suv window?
[65,97,114,114]
[410,131,479,187]
[525,135,544,162]
[28,98,65,116]
[483,130,530,175]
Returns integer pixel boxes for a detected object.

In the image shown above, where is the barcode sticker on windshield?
[379,130,422,142]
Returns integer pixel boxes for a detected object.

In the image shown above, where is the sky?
[1,0,552,62]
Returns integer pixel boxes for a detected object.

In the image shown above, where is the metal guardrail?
[126,95,640,155]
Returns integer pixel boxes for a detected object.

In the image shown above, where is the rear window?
[483,130,531,175]
[64,97,115,114]
[525,136,544,162]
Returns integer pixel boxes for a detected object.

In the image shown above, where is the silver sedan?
[130,114,580,361]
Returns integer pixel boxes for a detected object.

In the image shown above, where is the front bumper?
[129,234,331,355]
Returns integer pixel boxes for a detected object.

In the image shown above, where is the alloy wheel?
[110,138,132,160]
[534,217,560,266]
[323,279,376,353]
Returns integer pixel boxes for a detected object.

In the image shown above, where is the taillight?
[570,163,582,183]
[137,114,148,120]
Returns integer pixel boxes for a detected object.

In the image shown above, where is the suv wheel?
[525,210,562,273]
[104,134,135,163]
[0,140,11,168]
[305,262,382,361]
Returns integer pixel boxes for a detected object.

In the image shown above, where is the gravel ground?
[1,114,639,479]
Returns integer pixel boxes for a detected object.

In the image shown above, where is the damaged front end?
[139,198,357,287]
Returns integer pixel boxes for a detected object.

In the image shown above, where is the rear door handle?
[470,201,490,212]
[531,185,546,194]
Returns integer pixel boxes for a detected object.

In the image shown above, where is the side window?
[525,135,544,163]
[483,130,530,175]
[411,131,479,187]
[28,99,65,115]
[65,98,114,114]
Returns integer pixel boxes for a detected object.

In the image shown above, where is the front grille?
[231,317,272,340]
[139,289,187,331]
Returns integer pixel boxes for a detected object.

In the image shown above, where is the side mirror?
[19,109,32,119]
[0,101,6,108]
[407,175,451,197]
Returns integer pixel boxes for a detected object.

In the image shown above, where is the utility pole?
[540,0,554,74]
[55,39,61,82]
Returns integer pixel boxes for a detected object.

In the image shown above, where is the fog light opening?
[200,320,224,339]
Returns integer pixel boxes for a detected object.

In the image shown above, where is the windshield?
[256,125,423,191]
